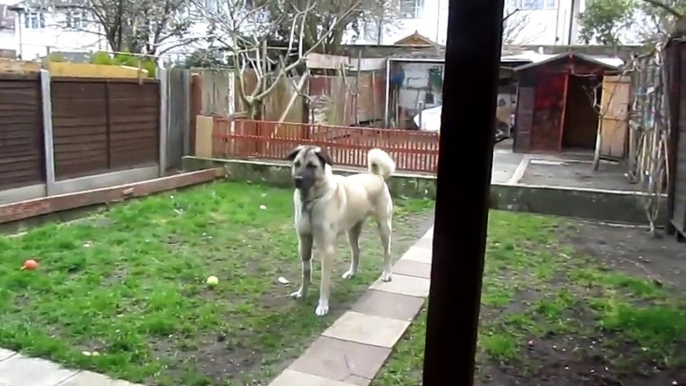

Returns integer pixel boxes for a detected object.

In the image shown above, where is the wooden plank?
[599,75,631,159]
[0,60,42,74]
[0,169,217,224]
[196,115,214,157]
[306,53,350,70]
[351,58,386,71]
[514,87,534,152]
[48,62,148,79]
[52,77,159,84]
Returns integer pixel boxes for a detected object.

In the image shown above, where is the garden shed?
[512,52,622,153]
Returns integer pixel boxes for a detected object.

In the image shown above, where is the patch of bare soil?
[478,221,686,386]
[568,222,686,291]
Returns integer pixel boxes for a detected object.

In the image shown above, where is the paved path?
[269,226,434,386]
[0,347,142,386]
[0,227,434,386]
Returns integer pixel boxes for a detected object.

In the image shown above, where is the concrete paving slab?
[351,290,425,321]
[392,259,431,279]
[269,369,356,386]
[399,246,432,264]
[322,312,409,348]
[343,374,371,386]
[0,348,16,362]
[290,336,390,383]
[0,354,77,386]
[370,273,430,298]
[57,371,141,386]
[413,237,433,249]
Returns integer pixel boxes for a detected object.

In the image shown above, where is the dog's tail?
[367,148,396,178]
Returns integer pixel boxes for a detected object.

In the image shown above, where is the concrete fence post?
[40,69,56,196]
[157,67,168,176]
[182,69,191,157]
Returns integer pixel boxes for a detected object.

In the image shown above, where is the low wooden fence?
[211,118,440,173]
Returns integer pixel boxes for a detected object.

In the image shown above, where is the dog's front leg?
[290,234,313,299]
[315,241,334,316]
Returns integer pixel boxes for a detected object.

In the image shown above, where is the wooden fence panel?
[0,73,45,190]
[108,81,160,168]
[196,69,233,116]
[52,79,109,180]
[51,77,160,180]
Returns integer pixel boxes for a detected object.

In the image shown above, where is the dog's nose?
[294,176,303,188]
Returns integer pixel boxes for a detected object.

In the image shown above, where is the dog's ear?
[313,147,333,166]
[286,146,304,161]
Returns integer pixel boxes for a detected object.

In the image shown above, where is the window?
[65,11,86,29]
[205,0,217,12]
[509,0,557,10]
[399,0,424,19]
[24,12,45,29]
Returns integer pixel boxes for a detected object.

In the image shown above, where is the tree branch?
[639,0,683,18]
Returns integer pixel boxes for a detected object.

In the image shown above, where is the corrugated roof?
[509,51,624,71]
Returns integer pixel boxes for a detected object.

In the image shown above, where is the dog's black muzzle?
[294,176,304,189]
[293,171,315,196]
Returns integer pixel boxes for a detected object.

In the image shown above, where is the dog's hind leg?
[290,234,313,299]
[377,217,393,282]
[342,221,364,280]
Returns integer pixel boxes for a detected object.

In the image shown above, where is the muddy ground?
[478,221,686,386]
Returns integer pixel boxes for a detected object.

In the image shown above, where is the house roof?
[0,4,14,29]
[9,0,78,11]
[394,31,437,46]
[509,51,624,72]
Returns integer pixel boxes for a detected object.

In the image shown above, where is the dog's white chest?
[295,211,311,234]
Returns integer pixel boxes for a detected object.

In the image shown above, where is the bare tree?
[191,0,361,119]
[254,0,402,54]
[502,9,543,45]
[29,0,194,55]
[634,0,684,43]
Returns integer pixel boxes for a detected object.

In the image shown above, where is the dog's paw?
[315,303,329,316]
[341,270,356,280]
[289,289,304,299]
[380,271,392,282]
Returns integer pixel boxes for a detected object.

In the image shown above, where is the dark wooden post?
[422,0,504,385]
[189,74,202,156]
[666,23,685,235]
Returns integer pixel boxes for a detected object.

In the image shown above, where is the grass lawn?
[372,211,686,386]
[0,181,434,386]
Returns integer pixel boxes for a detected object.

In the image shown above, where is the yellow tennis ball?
[206,276,219,286]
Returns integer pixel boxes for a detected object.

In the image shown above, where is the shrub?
[89,51,156,78]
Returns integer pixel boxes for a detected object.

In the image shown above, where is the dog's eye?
[294,161,301,167]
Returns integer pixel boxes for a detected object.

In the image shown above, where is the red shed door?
[531,73,566,152]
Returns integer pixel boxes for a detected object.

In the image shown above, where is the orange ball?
[22,259,38,270]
